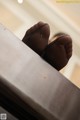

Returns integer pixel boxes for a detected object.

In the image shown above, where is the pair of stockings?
[22,22,72,71]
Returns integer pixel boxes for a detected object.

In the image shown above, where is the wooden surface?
[0,24,80,120]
